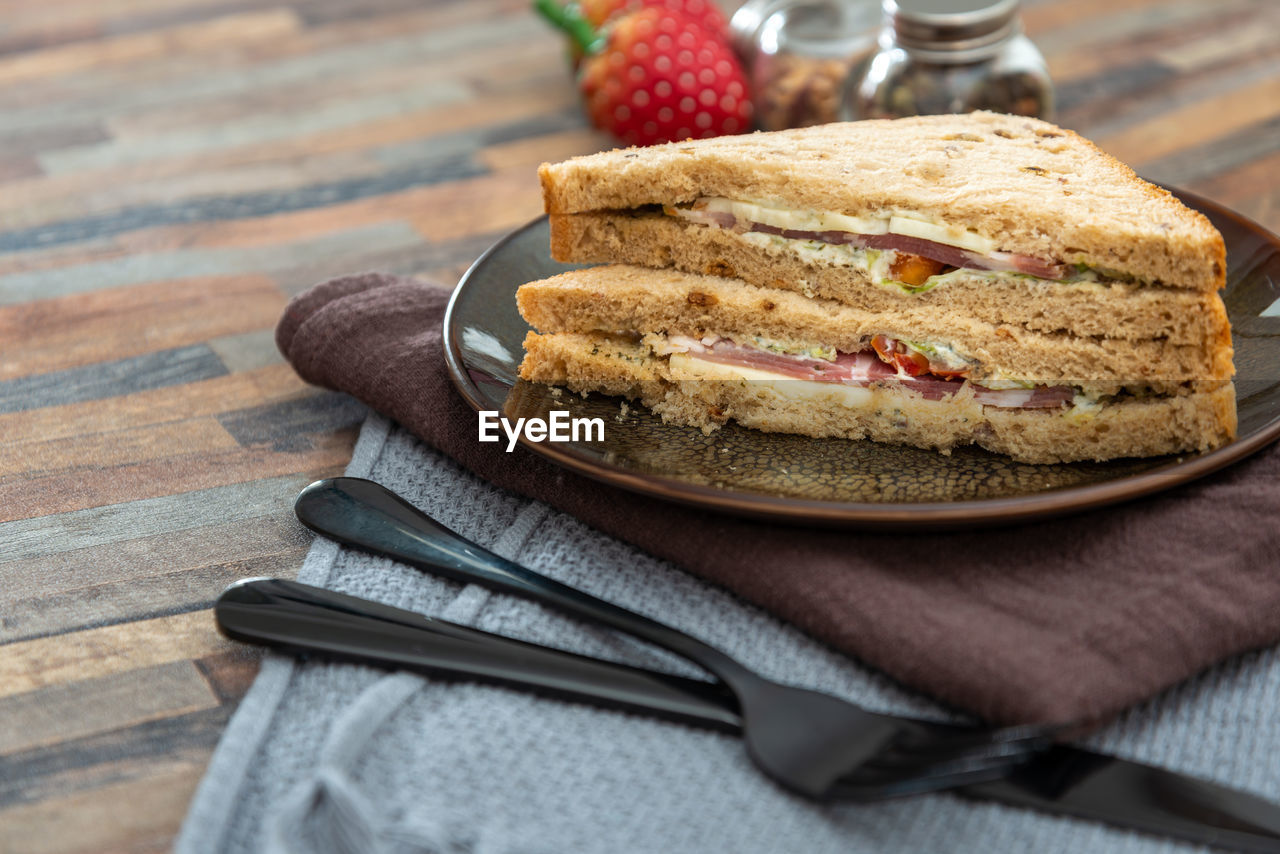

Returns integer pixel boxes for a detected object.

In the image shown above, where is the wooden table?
[1,0,1276,850]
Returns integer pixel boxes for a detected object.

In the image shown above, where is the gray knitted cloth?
[177,414,1280,854]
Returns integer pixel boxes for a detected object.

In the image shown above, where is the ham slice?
[749,222,864,247]
[671,206,1068,280]
[666,336,1072,409]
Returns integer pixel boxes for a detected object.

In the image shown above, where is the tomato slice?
[870,334,973,380]
[888,253,948,286]
[870,334,931,377]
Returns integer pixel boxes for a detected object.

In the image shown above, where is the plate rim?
[443,193,1280,529]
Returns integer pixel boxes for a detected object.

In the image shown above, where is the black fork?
[292,477,1055,799]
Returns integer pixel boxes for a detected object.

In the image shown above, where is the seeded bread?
[519,332,1237,464]
[517,266,1234,390]
[551,210,1232,344]
[539,112,1225,291]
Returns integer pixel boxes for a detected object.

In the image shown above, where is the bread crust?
[517,266,1234,389]
[539,112,1226,291]
[519,332,1237,464]
[550,210,1232,345]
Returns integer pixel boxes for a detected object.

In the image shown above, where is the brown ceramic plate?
[443,189,1280,529]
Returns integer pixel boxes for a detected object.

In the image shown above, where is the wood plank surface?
[0,0,1277,850]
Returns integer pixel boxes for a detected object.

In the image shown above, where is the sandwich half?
[540,112,1230,343]
[520,112,1236,463]
[517,265,1235,464]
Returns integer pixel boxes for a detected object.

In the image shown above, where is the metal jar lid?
[885,0,1022,59]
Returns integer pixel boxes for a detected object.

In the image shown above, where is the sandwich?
[516,112,1236,463]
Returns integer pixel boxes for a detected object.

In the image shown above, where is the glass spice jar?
[730,0,880,130]
[840,0,1053,122]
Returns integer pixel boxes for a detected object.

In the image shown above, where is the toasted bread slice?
[540,112,1225,291]
[517,265,1234,390]
[519,332,1237,464]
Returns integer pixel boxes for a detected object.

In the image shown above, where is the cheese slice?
[698,198,998,254]
[669,352,875,409]
[702,198,887,237]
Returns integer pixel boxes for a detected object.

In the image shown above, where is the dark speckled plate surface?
[443,189,1280,529]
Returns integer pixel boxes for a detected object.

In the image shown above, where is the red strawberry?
[537,0,753,146]
[577,0,729,39]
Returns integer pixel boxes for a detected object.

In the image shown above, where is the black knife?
[215,578,1280,854]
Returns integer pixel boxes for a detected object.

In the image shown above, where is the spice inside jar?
[731,0,879,130]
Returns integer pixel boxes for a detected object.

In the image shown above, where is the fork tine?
[828,730,1052,800]
[834,755,1036,801]
[877,724,1054,765]
[828,746,1042,801]
[839,745,1035,785]
[847,730,1051,778]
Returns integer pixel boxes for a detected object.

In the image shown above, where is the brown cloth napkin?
[277,272,1280,727]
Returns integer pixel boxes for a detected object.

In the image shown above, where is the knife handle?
[214,577,741,731]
